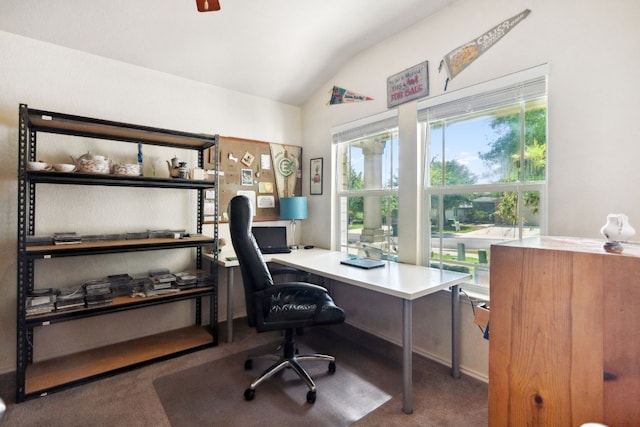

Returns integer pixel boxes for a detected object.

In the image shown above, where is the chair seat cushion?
[257,282,345,330]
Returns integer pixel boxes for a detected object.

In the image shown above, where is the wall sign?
[387,61,429,108]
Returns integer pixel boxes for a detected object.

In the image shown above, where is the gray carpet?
[154,329,404,427]
[0,322,487,426]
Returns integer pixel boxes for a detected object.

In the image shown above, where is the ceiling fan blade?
[196,0,221,12]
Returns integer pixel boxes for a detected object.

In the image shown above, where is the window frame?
[418,65,549,296]
[331,110,400,259]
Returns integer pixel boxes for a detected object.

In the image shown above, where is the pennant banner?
[269,144,301,198]
[328,86,373,105]
[441,9,531,86]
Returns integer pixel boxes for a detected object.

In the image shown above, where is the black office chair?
[228,195,345,403]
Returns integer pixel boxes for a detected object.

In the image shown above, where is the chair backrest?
[228,195,274,327]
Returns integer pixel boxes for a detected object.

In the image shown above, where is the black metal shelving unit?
[16,104,220,402]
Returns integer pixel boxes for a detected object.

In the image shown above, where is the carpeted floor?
[154,330,403,426]
[0,320,488,426]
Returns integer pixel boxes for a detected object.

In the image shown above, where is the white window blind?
[331,110,398,143]
[418,66,547,122]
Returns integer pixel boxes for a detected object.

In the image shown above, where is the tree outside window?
[422,75,547,289]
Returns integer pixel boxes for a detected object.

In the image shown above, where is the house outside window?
[419,67,548,293]
[332,111,399,261]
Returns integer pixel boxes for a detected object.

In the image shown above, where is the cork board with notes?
[206,136,302,222]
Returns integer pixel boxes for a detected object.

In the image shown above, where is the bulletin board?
[208,136,302,222]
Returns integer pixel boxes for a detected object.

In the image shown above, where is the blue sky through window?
[430,114,503,185]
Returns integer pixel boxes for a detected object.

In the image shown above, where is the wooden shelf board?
[28,111,217,149]
[24,236,216,260]
[26,170,217,189]
[26,235,214,253]
[25,286,215,325]
[25,325,214,395]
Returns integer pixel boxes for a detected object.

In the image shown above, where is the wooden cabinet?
[16,104,220,401]
[489,236,640,426]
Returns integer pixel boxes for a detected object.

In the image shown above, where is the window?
[332,111,399,260]
[419,69,548,292]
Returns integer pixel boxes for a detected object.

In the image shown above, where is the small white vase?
[601,214,635,242]
[601,214,635,253]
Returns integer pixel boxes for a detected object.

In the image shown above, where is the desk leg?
[402,298,413,414]
[227,267,234,343]
[451,284,460,379]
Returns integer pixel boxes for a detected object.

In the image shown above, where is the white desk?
[205,248,470,414]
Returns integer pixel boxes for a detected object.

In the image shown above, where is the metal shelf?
[26,235,215,259]
[16,103,220,402]
[25,286,216,327]
[26,108,218,150]
[25,170,216,189]
[23,325,215,400]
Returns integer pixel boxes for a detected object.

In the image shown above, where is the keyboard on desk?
[340,257,385,269]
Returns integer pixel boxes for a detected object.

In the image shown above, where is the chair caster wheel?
[306,390,316,404]
[328,361,336,374]
[244,388,256,401]
[244,359,253,370]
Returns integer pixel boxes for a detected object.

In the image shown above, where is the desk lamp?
[280,196,307,250]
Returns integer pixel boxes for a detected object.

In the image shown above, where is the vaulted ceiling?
[0,0,456,105]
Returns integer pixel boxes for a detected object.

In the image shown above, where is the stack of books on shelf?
[125,231,148,240]
[108,274,133,296]
[26,235,53,246]
[174,271,198,290]
[147,229,187,239]
[173,269,214,289]
[131,276,152,296]
[146,269,179,296]
[55,286,86,311]
[26,229,199,246]
[148,229,171,238]
[194,269,215,288]
[149,271,175,290]
[80,233,126,242]
[25,289,56,316]
[144,284,180,296]
[80,234,110,242]
[84,279,113,307]
[53,232,82,245]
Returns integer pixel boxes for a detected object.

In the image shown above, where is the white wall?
[301,0,640,379]
[0,31,301,373]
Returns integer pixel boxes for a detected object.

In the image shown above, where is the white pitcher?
[600,213,635,242]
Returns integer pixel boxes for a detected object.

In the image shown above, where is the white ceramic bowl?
[112,163,140,176]
[27,161,50,171]
[53,163,76,173]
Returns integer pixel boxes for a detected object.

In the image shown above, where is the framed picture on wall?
[310,158,323,195]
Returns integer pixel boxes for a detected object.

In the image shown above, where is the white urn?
[601,213,635,253]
